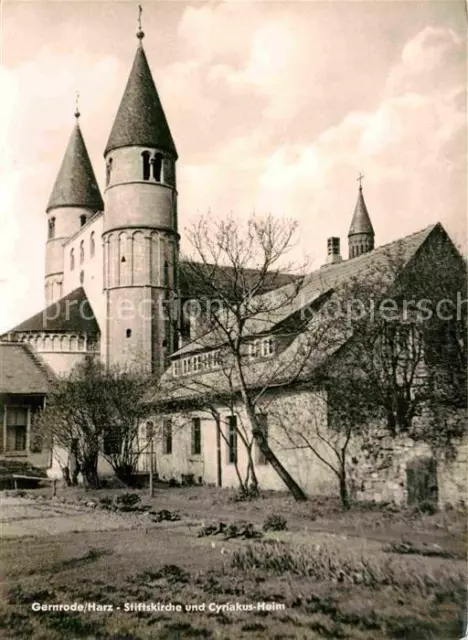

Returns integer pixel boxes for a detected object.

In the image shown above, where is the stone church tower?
[44,110,104,306]
[102,29,179,373]
[348,181,375,259]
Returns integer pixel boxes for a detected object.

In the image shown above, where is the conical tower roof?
[47,121,104,213]
[348,185,374,236]
[104,44,177,158]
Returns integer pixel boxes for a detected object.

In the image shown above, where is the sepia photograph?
[0,1,466,638]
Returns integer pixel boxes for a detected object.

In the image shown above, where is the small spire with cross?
[74,91,81,120]
[136,4,145,42]
[357,172,364,191]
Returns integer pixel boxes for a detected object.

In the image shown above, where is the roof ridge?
[20,343,57,382]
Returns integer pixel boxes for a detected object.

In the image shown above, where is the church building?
[0,24,465,507]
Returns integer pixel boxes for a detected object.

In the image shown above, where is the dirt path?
[0,495,150,537]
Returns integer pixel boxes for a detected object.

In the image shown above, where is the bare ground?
[0,484,466,640]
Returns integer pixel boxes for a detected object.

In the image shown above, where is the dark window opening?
[6,407,28,452]
[103,430,121,455]
[152,153,163,182]
[191,417,202,455]
[255,414,268,465]
[70,249,75,271]
[163,419,172,455]
[80,215,87,227]
[126,328,132,338]
[227,415,237,464]
[48,217,55,240]
[106,157,113,186]
[79,240,84,264]
[90,232,95,257]
[164,261,169,285]
[121,256,126,263]
[142,151,151,181]
[80,270,84,285]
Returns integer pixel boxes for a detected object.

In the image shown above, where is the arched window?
[141,151,151,181]
[80,214,87,227]
[48,217,55,240]
[80,240,84,264]
[106,157,113,186]
[163,259,169,287]
[90,231,95,258]
[70,249,75,271]
[152,153,163,182]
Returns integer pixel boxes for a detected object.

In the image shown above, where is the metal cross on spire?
[74,91,80,119]
[136,4,145,41]
[357,172,364,190]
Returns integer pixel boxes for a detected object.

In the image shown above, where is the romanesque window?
[152,153,163,182]
[80,240,84,264]
[48,217,55,240]
[70,249,75,271]
[191,417,202,455]
[106,157,113,186]
[90,231,95,258]
[126,328,132,338]
[142,151,151,181]
[162,419,172,455]
[227,416,238,464]
[80,215,87,227]
[255,414,268,465]
[6,407,28,452]
[163,260,169,287]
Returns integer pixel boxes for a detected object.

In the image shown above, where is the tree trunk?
[339,472,349,510]
[81,457,100,489]
[236,360,308,501]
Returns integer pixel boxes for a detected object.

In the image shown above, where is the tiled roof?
[0,342,53,394]
[104,45,177,157]
[178,261,300,300]
[5,288,99,334]
[170,224,438,359]
[348,186,374,236]
[47,122,104,213]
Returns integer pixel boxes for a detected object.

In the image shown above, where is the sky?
[0,0,466,333]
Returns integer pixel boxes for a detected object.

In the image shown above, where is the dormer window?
[141,151,151,181]
[261,337,275,357]
[48,217,56,240]
[80,215,87,227]
[70,248,75,271]
[79,240,84,264]
[152,153,163,182]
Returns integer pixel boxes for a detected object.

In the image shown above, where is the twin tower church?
[1,23,464,505]
[6,25,377,378]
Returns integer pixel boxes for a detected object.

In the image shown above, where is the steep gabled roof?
[178,262,300,300]
[0,342,54,394]
[170,224,437,359]
[5,288,99,334]
[47,121,104,213]
[104,44,177,157]
[348,186,374,236]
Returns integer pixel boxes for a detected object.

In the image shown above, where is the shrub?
[115,492,141,507]
[418,500,437,515]
[263,514,288,532]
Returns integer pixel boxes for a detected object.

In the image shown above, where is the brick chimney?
[325,237,342,265]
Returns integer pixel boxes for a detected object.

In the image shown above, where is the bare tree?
[163,213,318,500]
[38,358,154,488]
